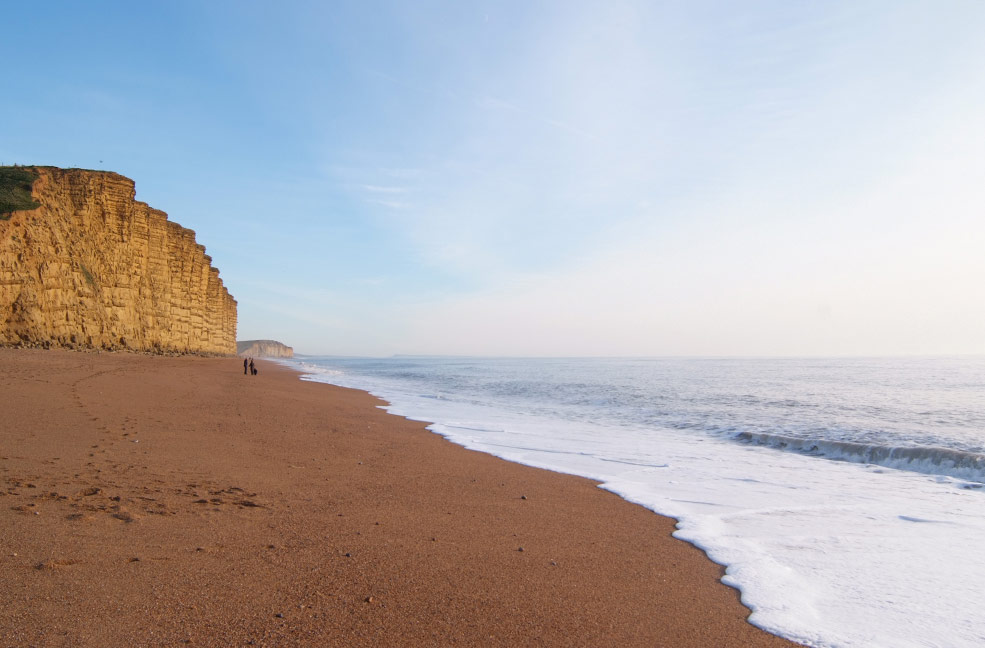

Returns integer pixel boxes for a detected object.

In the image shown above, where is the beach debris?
[274,612,284,618]
[365,596,376,604]
[79,487,101,496]
[517,546,525,552]
[520,495,527,500]
[345,552,352,557]
[35,558,79,570]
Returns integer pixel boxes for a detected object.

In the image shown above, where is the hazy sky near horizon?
[4,1,984,356]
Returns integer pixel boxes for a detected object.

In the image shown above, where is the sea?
[280,355,985,648]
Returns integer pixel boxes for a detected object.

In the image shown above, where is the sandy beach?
[0,348,800,647]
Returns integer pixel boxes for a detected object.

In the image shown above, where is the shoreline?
[0,348,801,646]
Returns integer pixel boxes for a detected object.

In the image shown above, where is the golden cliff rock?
[0,166,237,354]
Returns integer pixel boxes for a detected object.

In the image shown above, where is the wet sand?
[0,348,801,647]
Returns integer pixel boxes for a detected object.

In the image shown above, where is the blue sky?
[4,1,984,356]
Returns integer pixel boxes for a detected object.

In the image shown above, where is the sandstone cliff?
[237,340,294,358]
[0,166,237,354]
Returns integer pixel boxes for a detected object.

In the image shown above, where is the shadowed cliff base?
[0,166,236,355]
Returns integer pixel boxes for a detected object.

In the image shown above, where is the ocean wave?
[733,431,985,483]
[294,362,344,377]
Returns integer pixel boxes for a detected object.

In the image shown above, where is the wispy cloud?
[362,184,406,194]
[474,95,522,112]
[381,167,424,179]
[369,199,410,210]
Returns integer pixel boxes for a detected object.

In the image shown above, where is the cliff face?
[0,167,237,354]
[237,340,293,358]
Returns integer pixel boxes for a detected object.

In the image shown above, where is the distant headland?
[0,165,237,354]
[237,339,293,358]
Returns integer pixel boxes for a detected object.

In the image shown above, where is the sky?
[3,0,984,356]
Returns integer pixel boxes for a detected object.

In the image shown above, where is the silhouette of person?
[249,358,255,376]
[244,358,248,375]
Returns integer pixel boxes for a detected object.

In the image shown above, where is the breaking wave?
[733,431,985,483]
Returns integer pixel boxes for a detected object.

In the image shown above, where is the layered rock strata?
[0,167,236,354]
[237,340,294,358]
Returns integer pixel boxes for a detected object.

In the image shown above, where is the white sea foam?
[284,356,985,648]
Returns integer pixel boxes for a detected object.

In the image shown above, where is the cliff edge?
[237,340,293,358]
[0,166,237,354]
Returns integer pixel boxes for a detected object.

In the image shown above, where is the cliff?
[237,339,293,358]
[0,166,237,354]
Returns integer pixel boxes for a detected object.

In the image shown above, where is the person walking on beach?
[244,357,248,375]
[249,358,255,376]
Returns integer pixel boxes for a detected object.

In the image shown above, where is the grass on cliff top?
[0,166,41,219]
